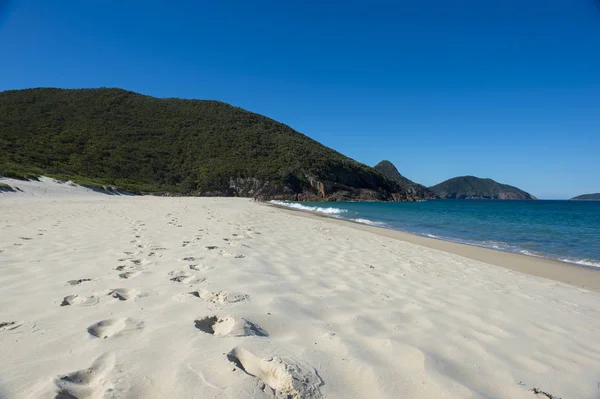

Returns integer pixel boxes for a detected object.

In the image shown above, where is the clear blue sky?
[1,1,599,199]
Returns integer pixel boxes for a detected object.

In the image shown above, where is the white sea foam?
[434,237,600,269]
[269,200,348,215]
[351,218,387,227]
[518,250,542,257]
[560,258,600,269]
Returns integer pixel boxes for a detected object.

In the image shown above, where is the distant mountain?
[0,88,411,201]
[374,160,435,200]
[571,193,600,200]
[429,176,537,200]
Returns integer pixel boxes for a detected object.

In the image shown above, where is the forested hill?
[0,88,412,201]
[571,193,600,200]
[374,160,435,200]
[429,176,537,200]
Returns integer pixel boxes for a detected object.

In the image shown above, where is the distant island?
[571,193,600,201]
[0,88,413,202]
[428,176,537,200]
[374,160,436,200]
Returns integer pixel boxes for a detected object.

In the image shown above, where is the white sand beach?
[1,178,600,398]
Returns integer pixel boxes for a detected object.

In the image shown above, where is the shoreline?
[266,202,600,293]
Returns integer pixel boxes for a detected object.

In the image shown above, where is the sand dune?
[1,179,600,398]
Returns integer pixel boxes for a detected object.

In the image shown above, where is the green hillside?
[374,160,435,199]
[571,193,600,200]
[0,88,409,200]
[429,176,537,200]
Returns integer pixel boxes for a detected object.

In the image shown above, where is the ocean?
[271,199,600,269]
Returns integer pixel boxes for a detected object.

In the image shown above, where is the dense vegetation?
[0,88,410,200]
[571,193,600,200]
[429,176,537,200]
[374,160,435,199]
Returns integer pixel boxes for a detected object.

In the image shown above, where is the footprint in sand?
[227,346,323,398]
[66,278,92,286]
[219,250,245,258]
[87,318,144,339]
[0,321,23,331]
[115,265,143,274]
[168,271,206,284]
[200,290,249,304]
[61,295,100,307]
[119,271,141,279]
[108,288,141,301]
[54,352,115,399]
[189,264,214,271]
[194,316,267,337]
[172,291,203,303]
[87,319,125,339]
[117,258,142,264]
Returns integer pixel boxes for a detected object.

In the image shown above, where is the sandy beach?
[1,179,600,398]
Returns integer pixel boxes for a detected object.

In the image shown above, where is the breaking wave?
[559,258,600,269]
[351,218,388,227]
[269,201,348,215]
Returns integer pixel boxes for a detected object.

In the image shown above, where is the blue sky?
[1,1,599,199]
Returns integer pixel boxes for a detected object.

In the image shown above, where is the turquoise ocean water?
[271,200,600,269]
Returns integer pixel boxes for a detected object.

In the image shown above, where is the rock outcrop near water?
[0,183,16,193]
[571,193,600,200]
[429,176,537,200]
[0,88,412,201]
[374,160,436,200]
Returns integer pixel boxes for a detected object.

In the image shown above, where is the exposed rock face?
[306,176,326,198]
[571,193,600,200]
[0,184,16,193]
[374,160,436,200]
[223,175,406,201]
[429,176,537,200]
